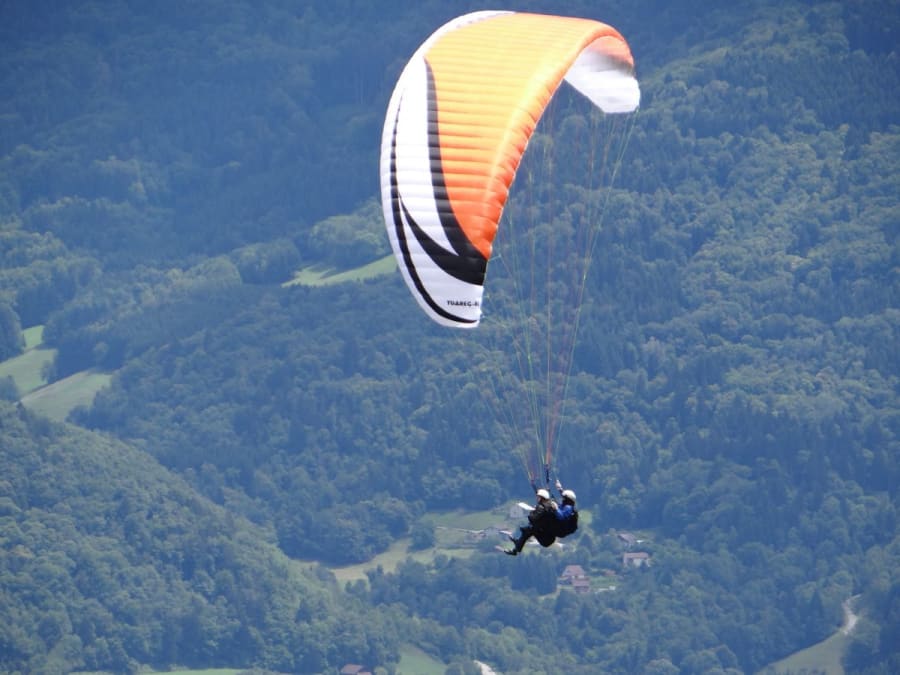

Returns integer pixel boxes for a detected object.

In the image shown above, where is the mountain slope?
[0,402,396,673]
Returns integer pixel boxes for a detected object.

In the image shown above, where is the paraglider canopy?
[380,10,640,328]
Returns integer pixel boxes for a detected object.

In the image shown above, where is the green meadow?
[23,325,44,349]
[304,507,516,585]
[397,644,446,674]
[760,627,851,675]
[304,504,595,586]
[0,345,54,396]
[283,255,396,287]
[2,325,111,421]
[0,326,54,395]
[20,370,112,421]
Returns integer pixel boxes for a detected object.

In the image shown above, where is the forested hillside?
[0,402,400,673]
[1,1,898,674]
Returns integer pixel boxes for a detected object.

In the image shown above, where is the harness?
[557,508,578,537]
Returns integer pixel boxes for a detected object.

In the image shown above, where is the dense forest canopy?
[1,1,898,673]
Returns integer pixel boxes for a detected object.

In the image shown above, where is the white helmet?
[536,488,551,500]
[562,489,576,503]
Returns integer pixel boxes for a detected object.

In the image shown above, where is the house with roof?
[616,531,638,549]
[340,665,372,675]
[559,564,592,592]
[622,551,651,569]
[559,564,588,584]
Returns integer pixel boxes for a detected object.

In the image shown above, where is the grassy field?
[23,325,44,349]
[0,324,112,421]
[317,532,481,585]
[0,345,55,395]
[760,600,859,675]
[0,324,54,395]
[20,370,112,421]
[309,502,597,585]
[430,507,509,531]
[283,255,395,287]
[761,631,850,675]
[397,644,446,675]
[294,505,526,584]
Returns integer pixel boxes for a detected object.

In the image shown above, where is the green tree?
[0,301,23,360]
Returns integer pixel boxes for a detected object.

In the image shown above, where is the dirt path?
[841,595,860,635]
